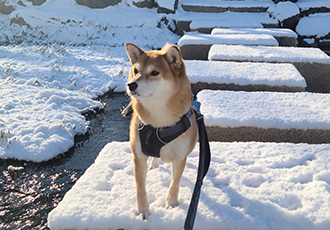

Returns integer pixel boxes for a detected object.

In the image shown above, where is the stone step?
[211,28,297,47]
[185,60,306,94]
[47,141,330,230]
[178,33,278,60]
[208,44,330,93]
[297,0,330,17]
[174,11,278,35]
[180,0,274,13]
[198,90,330,143]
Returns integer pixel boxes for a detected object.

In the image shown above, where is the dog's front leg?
[133,154,150,220]
[166,157,187,209]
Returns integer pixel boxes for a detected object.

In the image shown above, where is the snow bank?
[178,33,278,47]
[185,60,306,87]
[0,0,180,48]
[0,44,130,97]
[0,83,102,162]
[198,90,330,130]
[296,13,330,38]
[0,0,182,162]
[48,141,330,230]
[209,44,330,64]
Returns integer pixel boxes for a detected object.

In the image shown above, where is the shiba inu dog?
[125,43,198,220]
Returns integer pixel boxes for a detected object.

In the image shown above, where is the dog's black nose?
[128,82,138,91]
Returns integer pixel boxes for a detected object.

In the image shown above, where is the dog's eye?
[134,68,138,74]
[150,71,159,76]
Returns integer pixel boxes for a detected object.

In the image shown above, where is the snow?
[211,27,297,38]
[267,1,300,21]
[48,141,330,230]
[198,90,330,130]
[209,44,330,64]
[0,83,102,162]
[178,33,278,47]
[0,0,181,162]
[0,0,180,47]
[185,60,306,88]
[296,13,330,38]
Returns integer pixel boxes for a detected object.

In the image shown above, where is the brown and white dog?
[125,43,198,220]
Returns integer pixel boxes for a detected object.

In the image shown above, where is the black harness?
[139,109,194,158]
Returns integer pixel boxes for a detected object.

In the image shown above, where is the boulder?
[133,0,156,9]
[272,0,297,3]
[26,0,47,6]
[0,1,15,15]
[75,0,122,9]
[267,1,300,30]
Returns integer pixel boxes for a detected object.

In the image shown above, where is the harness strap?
[159,109,193,142]
[139,109,194,158]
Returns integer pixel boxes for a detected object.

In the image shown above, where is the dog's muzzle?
[127,82,138,92]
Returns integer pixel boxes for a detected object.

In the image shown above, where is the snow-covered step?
[198,90,330,143]
[208,44,330,93]
[212,28,297,46]
[178,33,278,60]
[185,60,306,93]
[48,141,330,230]
[180,0,274,13]
[174,11,278,35]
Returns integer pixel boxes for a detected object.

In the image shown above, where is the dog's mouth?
[128,90,153,99]
[129,91,140,97]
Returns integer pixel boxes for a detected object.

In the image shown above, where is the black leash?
[183,113,211,230]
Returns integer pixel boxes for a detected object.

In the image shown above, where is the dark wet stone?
[75,0,122,8]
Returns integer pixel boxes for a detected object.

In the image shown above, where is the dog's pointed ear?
[126,43,144,64]
[165,45,183,68]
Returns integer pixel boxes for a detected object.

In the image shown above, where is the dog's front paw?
[165,201,179,209]
[148,157,159,170]
[136,208,150,220]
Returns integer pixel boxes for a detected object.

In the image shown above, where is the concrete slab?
[179,33,278,60]
[198,90,330,143]
[185,60,306,94]
[174,11,278,35]
[209,44,330,92]
[180,0,273,13]
[48,141,330,230]
[211,28,297,46]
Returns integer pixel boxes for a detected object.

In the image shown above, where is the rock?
[0,1,15,15]
[157,16,176,33]
[281,14,299,31]
[157,0,178,14]
[75,0,122,9]
[267,1,300,30]
[272,0,297,3]
[133,0,157,9]
[300,7,330,17]
[10,16,30,28]
[26,0,47,6]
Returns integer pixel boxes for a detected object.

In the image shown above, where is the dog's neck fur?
[132,89,191,128]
